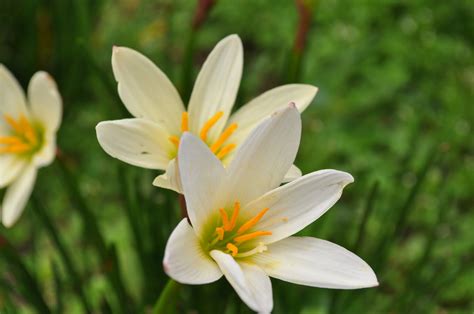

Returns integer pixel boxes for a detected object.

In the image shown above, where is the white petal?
[112,46,184,134]
[178,133,227,236]
[0,65,28,126]
[27,71,62,133]
[188,35,243,143]
[246,169,354,244]
[210,250,273,313]
[152,159,183,193]
[252,237,378,289]
[32,133,56,167]
[163,219,222,284]
[227,106,301,205]
[96,118,172,170]
[0,155,26,188]
[282,164,302,183]
[228,84,318,145]
[1,166,37,227]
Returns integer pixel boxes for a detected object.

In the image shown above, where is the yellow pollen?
[210,123,238,153]
[234,231,272,244]
[200,111,223,141]
[229,201,240,231]
[226,243,238,256]
[0,136,24,145]
[168,135,180,147]
[216,227,225,240]
[219,208,231,231]
[216,143,236,159]
[181,112,189,132]
[237,207,270,235]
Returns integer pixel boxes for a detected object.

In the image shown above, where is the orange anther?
[226,243,239,256]
[237,208,269,235]
[216,143,236,159]
[228,201,240,231]
[181,112,189,132]
[210,123,238,153]
[168,135,180,147]
[234,231,272,244]
[219,208,231,230]
[216,227,225,240]
[200,111,223,141]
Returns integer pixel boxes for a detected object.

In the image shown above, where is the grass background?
[0,0,473,313]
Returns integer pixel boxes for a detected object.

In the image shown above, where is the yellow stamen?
[228,201,240,231]
[0,136,24,145]
[4,114,24,134]
[219,208,231,231]
[0,143,31,154]
[216,227,225,240]
[237,208,269,235]
[20,116,37,145]
[226,243,239,256]
[200,111,223,141]
[216,143,236,160]
[210,123,238,153]
[168,135,180,147]
[234,231,272,244]
[181,112,189,132]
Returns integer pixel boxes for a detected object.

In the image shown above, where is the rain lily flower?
[0,65,62,227]
[163,107,378,313]
[96,34,318,192]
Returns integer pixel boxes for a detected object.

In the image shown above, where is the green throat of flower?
[0,114,44,158]
[168,111,238,160]
[203,201,272,258]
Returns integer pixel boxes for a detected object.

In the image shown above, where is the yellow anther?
[216,143,236,159]
[210,123,238,153]
[4,114,23,134]
[216,227,225,240]
[228,201,240,231]
[237,208,269,235]
[219,208,231,231]
[181,112,189,132]
[0,143,31,154]
[234,231,272,244]
[226,243,239,256]
[168,135,180,147]
[0,136,23,145]
[200,111,223,141]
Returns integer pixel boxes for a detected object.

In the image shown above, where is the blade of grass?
[31,195,92,314]
[51,261,64,314]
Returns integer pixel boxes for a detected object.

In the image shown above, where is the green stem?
[153,279,181,314]
[31,196,92,314]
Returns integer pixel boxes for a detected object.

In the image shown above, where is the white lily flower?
[163,106,378,313]
[0,65,62,227]
[96,34,318,192]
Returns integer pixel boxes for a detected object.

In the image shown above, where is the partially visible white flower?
[163,106,378,313]
[0,65,62,227]
[96,34,318,192]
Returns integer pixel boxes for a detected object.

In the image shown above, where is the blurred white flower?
[0,65,62,227]
[96,34,318,192]
[163,106,378,313]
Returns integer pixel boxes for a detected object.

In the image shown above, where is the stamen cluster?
[0,114,40,156]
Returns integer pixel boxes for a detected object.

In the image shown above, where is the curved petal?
[152,159,182,193]
[282,164,302,183]
[188,35,243,143]
[210,250,273,313]
[228,84,318,145]
[0,155,26,188]
[245,170,354,244]
[163,219,222,284]
[252,237,378,289]
[27,71,62,133]
[96,118,172,170]
[1,166,37,227]
[0,65,28,127]
[178,133,227,236]
[32,133,56,168]
[227,106,301,205]
[112,46,184,134]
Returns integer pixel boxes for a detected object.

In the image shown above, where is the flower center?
[205,201,272,258]
[168,111,238,160]
[0,114,42,157]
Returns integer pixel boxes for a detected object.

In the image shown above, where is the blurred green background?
[1,0,473,313]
